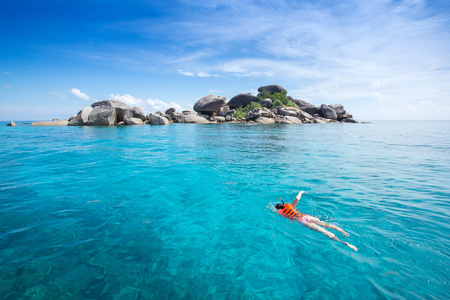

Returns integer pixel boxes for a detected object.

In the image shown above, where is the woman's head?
[275,203,285,210]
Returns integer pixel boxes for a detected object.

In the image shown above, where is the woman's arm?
[291,191,306,208]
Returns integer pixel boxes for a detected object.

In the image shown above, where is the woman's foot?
[345,242,358,251]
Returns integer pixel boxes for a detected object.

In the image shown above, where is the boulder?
[283,116,302,124]
[218,106,231,116]
[86,106,117,126]
[6,121,17,126]
[277,107,300,117]
[225,115,234,122]
[261,98,273,108]
[328,104,347,119]
[257,84,286,94]
[246,108,273,120]
[314,118,327,124]
[292,99,313,108]
[32,120,68,126]
[193,95,227,115]
[130,107,146,122]
[299,111,313,120]
[182,110,198,115]
[91,100,130,123]
[149,114,169,125]
[213,116,226,123]
[302,106,319,116]
[68,105,93,126]
[125,118,145,125]
[255,117,275,124]
[319,104,337,120]
[165,107,176,115]
[280,119,292,124]
[344,118,358,123]
[177,115,210,124]
[227,94,259,109]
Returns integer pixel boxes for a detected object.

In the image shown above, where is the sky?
[1,0,450,121]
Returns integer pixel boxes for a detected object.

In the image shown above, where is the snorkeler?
[275,191,358,252]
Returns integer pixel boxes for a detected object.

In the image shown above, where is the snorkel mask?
[275,198,285,210]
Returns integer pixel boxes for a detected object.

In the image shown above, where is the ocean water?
[0,121,449,299]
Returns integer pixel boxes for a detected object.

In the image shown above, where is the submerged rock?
[32,120,68,126]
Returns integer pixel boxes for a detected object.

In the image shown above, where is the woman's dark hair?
[275,203,285,210]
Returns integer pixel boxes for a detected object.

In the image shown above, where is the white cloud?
[3,84,11,88]
[70,88,91,101]
[109,93,142,106]
[178,69,218,78]
[145,98,183,112]
[109,93,183,114]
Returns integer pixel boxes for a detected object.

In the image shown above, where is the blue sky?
[1,0,449,120]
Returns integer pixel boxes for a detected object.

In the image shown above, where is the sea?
[0,121,449,299]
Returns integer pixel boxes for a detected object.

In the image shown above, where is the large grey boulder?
[246,108,273,120]
[302,106,319,116]
[182,110,198,116]
[91,100,131,123]
[261,98,273,108]
[177,115,210,123]
[283,116,302,124]
[193,95,227,115]
[86,106,117,126]
[125,118,144,125]
[255,117,275,124]
[32,119,68,126]
[227,94,259,109]
[6,121,17,126]
[277,107,300,117]
[299,111,314,120]
[292,99,313,108]
[149,114,169,125]
[328,104,347,119]
[130,107,146,122]
[257,84,286,94]
[68,105,93,126]
[319,104,337,120]
[165,107,176,115]
[218,106,231,116]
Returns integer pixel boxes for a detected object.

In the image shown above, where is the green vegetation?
[234,101,262,118]
[258,89,296,107]
[233,89,297,118]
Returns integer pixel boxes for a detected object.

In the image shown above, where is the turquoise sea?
[0,121,449,299]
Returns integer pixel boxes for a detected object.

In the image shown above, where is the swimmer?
[274,191,358,252]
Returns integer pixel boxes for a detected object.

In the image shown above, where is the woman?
[275,191,358,252]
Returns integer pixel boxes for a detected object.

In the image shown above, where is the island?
[12,84,358,126]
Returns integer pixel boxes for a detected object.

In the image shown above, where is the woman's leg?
[300,221,358,251]
[308,216,350,237]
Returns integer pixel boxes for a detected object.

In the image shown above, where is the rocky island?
[21,84,358,126]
